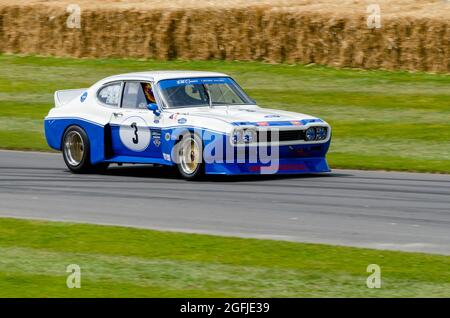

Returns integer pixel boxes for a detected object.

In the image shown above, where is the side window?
[122,82,156,109]
[97,83,121,107]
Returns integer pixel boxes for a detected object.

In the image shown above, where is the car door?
[109,81,163,159]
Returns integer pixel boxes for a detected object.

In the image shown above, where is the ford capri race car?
[45,71,331,179]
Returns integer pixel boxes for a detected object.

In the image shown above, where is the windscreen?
[158,77,255,108]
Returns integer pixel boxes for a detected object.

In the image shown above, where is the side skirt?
[103,156,174,166]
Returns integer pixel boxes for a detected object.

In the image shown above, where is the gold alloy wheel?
[179,137,201,175]
[64,131,84,166]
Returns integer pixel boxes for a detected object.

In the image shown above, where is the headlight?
[243,129,256,143]
[305,127,316,141]
[316,127,327,140]
[232,130,243,144]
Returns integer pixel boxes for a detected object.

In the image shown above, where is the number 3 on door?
[131,122,139,144]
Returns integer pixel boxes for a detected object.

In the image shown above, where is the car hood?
[167,105,322,125]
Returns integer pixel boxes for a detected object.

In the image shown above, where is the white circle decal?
[119,116,151,152]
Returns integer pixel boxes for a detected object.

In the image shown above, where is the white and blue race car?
[45,71,331,179]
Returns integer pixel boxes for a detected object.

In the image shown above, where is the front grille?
[257,129,306,142]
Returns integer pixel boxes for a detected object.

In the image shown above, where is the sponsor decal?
[151,130,161,147]
[234,120,322,127]
[301,119,323,125]
[176,79,199,85]
[80,92,88,103]
[159,77,229,90]
[264,114,281,118]
[163,153,171,161]
[169,113,179,120]
[154,119,160,124]
[175,78,227,85]
[119,116,151,152]
[165,132,171,141]
[178,118,187,124]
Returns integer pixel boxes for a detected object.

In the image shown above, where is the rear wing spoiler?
[54,89,87,107]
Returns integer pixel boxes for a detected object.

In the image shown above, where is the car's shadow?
[99,164,352,182]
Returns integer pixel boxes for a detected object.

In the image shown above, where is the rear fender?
[44,118,106,164]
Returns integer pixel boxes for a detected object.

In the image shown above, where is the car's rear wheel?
[62,126,108,173]
[175,133,204,180]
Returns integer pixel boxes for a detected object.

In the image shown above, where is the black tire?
[174,133,205,180]
[62,125,108,173]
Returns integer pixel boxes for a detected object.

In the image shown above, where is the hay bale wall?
[0,2,448,72]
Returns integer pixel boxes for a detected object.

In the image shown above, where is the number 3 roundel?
[119,116,151,152]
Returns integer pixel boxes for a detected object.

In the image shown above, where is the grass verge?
[0,217,449,297]
[0,54,449,173]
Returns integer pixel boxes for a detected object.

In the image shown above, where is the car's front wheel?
[62,125,108,173]
[175,133,204,180]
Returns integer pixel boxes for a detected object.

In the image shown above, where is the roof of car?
[99,70,229,84]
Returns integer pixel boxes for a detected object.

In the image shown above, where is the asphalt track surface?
[1,150,449,255]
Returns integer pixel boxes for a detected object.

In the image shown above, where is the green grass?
[0,217,449,297]
[0,54,449,172]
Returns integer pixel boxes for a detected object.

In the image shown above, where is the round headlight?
[316,127,327,140]
[232,130,243,144]
[243,129,256,143]
[305,127,316,141]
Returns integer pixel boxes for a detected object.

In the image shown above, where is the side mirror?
[147,103,160,116]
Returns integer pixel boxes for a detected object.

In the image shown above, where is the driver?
[142,83,156,104]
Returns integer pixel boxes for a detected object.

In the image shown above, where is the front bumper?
[204,141,331,175]
[205,157,330,175]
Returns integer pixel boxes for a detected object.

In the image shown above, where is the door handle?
[113,112,123,117]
